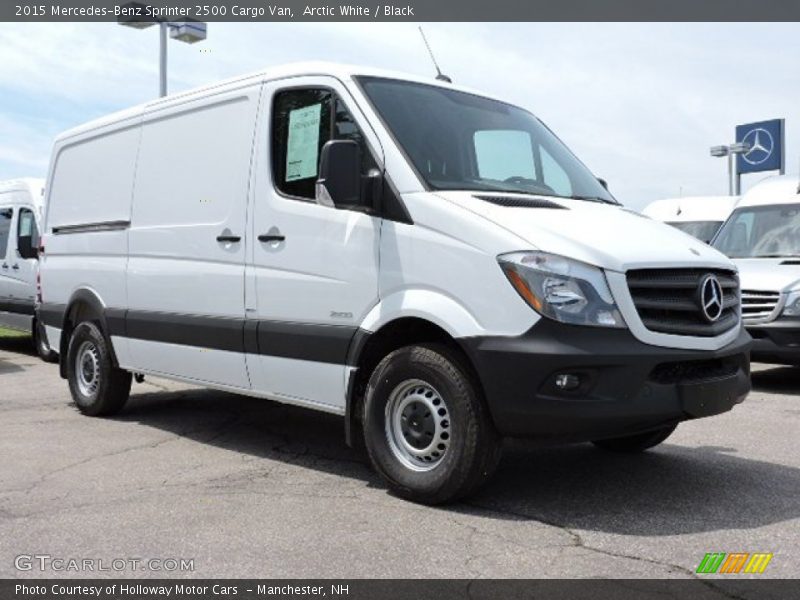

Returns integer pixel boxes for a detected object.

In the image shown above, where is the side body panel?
[0,181,45,332]
[41,118,141,353]
[246,76,383,412]
[0,198,29,331]
[124,85,261,388]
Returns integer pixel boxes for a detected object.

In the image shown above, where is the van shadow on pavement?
[751,365,800,396]
[116,385,800,538]
[0,335,35,374]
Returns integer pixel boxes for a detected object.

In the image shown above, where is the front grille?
[626,268,739,337]
[741,290,781,322]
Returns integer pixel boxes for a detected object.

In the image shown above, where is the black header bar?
[5,0,800,22]
[3,579,799,600]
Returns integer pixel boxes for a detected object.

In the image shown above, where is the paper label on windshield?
[285,103,322,182]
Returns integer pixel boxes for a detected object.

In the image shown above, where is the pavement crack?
[466,501,681,573]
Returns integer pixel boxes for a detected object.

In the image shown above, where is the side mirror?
[18,236,37,260]
[598,178,609,191]
[316,140,361,209]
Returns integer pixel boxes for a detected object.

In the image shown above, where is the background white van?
[0,178,57,360]
[642,195,739,243]
[40,63,750,503]
[712,175,800,364]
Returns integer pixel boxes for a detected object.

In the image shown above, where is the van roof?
[56,61,501,142]
[642,196,739,222]
[0,178,45,199]
[737,174,800,208]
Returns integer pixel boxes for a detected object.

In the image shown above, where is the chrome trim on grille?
[741,290,783,324]
[626,268,740,337]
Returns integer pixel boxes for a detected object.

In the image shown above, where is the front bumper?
[460,320,751,441]
[747,319,800,365]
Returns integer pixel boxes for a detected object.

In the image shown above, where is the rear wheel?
[33,319,58,363]
[67,321,131,416]
[362,344,501,504]
[591,424,677,453]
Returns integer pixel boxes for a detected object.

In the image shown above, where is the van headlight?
[782,290,800,317]
[498,251,625,328]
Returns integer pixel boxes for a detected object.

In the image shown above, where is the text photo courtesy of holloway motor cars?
[1,3,800,598]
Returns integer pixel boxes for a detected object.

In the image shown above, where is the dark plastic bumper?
[747,320,800,365]
[460,321,751,441]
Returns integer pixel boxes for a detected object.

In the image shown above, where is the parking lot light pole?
[710,142,751,196]
[159,21,167,97]
[118,2,207,98]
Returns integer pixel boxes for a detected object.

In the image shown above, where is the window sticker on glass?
[285,103,322,182]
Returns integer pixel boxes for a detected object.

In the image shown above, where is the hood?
[733,258,800,293]
[433,191,734,273]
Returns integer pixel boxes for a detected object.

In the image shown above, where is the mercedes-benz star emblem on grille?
[699,275,724,323]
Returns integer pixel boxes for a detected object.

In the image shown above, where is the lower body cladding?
[747,320,800,365]
[39,300,752,504]
[461,320,751,442]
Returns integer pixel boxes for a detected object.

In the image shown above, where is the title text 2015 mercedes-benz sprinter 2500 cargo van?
[40,63,750,503]
[0,178,57,361]
[713,175,800,365]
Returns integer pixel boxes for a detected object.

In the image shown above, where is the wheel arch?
[344,316,487,447]
[58,288,118,378]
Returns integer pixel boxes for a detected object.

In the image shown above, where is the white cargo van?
[642,196,739,243]
[0,178,57,360]
[40,63,750,503]
[712,175,800,364]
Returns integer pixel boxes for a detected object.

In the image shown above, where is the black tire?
[33,320,58,363]
[66,321,131,416]
[362,344,501,504]
[592,424,677,453]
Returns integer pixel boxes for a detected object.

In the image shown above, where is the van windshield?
[713,203,800,258]
[357,77,616,203]
[665,221,723,243]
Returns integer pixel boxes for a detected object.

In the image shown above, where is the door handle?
[11,264,19,270]
[1,263,7,269]
[258,234,285,243]
[216,234,241,243]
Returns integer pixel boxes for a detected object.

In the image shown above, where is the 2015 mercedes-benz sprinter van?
[713,175,800,365]
[0,178,57,360]
[40,63,750,503]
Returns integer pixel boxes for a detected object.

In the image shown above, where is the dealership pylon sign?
[735,118,785,175]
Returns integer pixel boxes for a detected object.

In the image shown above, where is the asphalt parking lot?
[1,333,798,580]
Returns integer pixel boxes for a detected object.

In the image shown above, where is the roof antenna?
[419,27,452,83]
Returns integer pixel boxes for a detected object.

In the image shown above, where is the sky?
[0,22,798,210]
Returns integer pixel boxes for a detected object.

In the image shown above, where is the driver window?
[271,88,377,203]
[474,130,536,182]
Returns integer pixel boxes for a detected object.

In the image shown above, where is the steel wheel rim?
[385,379,451,472]
[75,340,100,399]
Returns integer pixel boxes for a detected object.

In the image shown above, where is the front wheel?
[362,344,501,504]
[67,321,131,416]
[591,424,677,453]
